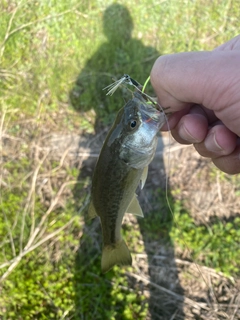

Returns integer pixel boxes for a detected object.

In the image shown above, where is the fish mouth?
[133,92,165,128]
[140,102,165,129]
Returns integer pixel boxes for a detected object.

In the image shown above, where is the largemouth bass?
[88,91,166,273]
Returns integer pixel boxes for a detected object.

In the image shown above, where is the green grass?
[1,0,240,318]
[170,201,240,275]
[1,0,239,123]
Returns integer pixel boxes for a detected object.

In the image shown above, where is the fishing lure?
[103,74,164,113]
[103,74,142,96]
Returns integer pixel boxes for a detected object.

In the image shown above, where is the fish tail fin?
[101,240,132,273]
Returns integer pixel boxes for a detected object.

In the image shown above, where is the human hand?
[150,35,240,174]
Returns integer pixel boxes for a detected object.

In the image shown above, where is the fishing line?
[142,75,150,93]
[148,83,219,311]
[141,75,218,311]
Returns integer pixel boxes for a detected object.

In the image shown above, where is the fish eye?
[129,120,137,129]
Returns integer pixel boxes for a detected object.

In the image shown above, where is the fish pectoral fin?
[88,200,97,220]
[140,166,148,189]
[101,240,132,273]
[126,194,144,217]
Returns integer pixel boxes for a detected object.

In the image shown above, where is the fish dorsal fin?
[88,200,97,220]
[127,194,144,217]
[140,166,148,189]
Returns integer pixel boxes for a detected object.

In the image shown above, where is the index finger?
[150,51,213,111]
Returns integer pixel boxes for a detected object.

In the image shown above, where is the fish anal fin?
[101,240,132,273]
[88,200,97,220]
[126,194,144,217]
[140,166,148,189]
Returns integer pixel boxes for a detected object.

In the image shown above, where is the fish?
[88,91,166,273]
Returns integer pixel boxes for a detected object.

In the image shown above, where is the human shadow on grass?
[69,3,160,130]
[71,3,185,319]
[137,146,186,319]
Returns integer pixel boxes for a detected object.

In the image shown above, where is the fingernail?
[205,132,223,152]
[178,123,200,143]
